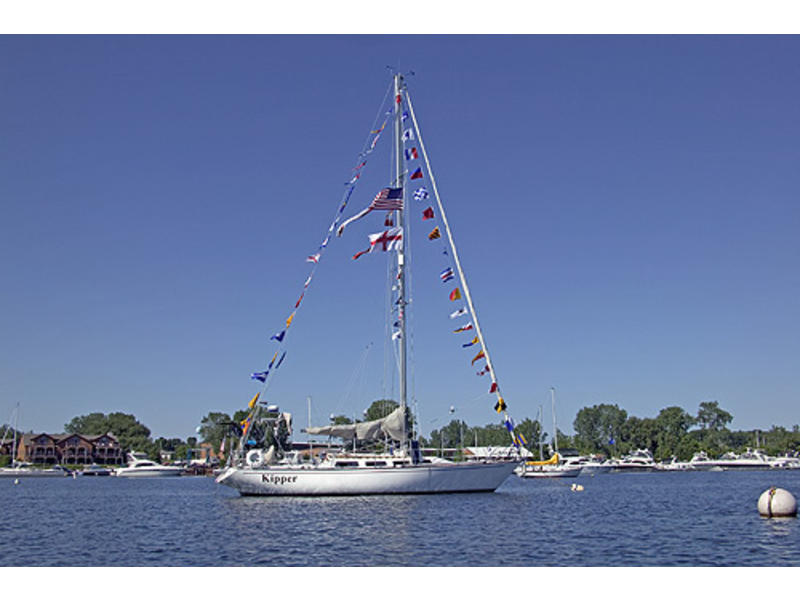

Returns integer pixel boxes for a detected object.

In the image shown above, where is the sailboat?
[215,73,521,496]
[517,388,581,479]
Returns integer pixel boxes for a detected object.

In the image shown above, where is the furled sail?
[304,406,405,442]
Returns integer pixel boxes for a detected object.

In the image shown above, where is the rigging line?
[335,342,373,418]
[251,83,394,410]
[405,89,516,440]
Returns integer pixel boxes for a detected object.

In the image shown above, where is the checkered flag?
[413,186,429,202]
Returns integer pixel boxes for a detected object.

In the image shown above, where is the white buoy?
[758,487,797,518]
[570,483,584,492]
[14,478,19,485]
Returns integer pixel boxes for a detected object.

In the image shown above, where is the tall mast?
[394,73,408,447]
[551,387,558,457]
[538,404,544,460]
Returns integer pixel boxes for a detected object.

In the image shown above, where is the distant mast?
[394,72,408,449]
[551,387,558,457]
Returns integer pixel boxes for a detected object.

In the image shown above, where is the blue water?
[1,470,798,566]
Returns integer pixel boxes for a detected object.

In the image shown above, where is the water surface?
[1,470,798,566]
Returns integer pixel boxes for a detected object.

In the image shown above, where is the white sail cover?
[305,406,405,442]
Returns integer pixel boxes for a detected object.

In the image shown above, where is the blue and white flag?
[402,128,415,142]
[271,330,285,342]
[402,110,409,122]
[440,267,455,283]
[275,351,287,369]
[413,187,429,202]
[251,371,268,383]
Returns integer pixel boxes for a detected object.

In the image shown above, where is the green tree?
[330,415,353,425]
[696,401,733,431]
[620,416,658,455]
[654,406,695,460]
[364,399,399,421]
[573,404,628,456]
[198,411,234,453]
[64,412,152,453]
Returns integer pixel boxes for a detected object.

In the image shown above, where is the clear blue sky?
[1,35,798,441]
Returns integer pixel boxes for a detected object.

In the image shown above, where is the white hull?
[216,461,518,496]
[517,465,582,479]
[115,467,183,477]
[611,465,655,473]
[0,468,68,478]
[580,464,613,474]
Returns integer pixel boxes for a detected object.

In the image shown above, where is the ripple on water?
[0,470,798,566]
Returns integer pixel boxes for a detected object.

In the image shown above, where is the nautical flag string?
[440,267,454,282]
[247,84,395,416]
[422,207,435,221]
[404,147,418,161]
[450,307,468,319]
[449,288,462,301]
[453,322,473,333]
[428,227,441,240]
[410,167,424,180]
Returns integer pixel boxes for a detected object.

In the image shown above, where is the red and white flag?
[353,227,403,260]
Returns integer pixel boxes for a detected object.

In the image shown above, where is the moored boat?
[80,464,113,476]
[0,463,71,477]
[611,448,656,472]
[115,453,183,477]
[216,72,522,496]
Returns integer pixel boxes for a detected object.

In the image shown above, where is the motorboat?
[611,449,656,472]
[115,453,183,477]
[0,463,71,477]
[712,448,773,470]
[80,464,113,476]
[657,456,694,471]
[688,451,716,470]
[770,453,800,469]
[517,461,582,478]
[562,455,613,474]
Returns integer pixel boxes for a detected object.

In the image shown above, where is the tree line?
[36,399,800,464]
[425,400,800,461]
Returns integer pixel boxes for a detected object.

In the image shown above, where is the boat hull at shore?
[517,465,582,479]
[216,460,518,496]
[0,466,70,478]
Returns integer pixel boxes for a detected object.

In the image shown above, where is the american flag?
[413,187,429,202]
[369,187,403,211]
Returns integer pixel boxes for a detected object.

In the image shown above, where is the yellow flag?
[286,311,296,328]
[248,392,260,410]
[471,350,486,365]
